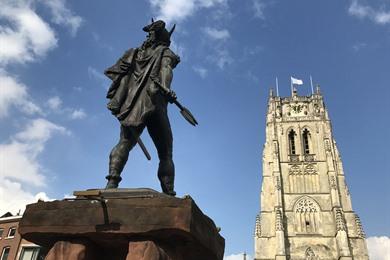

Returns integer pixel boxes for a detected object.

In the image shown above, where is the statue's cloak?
[104,45,178,127]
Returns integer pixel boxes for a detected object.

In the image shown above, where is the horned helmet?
[142,19,175,46]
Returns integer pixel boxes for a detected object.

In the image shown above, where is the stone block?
[19,188,224,260]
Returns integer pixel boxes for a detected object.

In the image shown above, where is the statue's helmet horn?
[169,24,176,37]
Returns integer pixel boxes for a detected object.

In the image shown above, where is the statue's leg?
[106,125,143,189]
[147,111,175,196]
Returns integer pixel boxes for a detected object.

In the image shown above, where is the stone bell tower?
[254,87,369,260]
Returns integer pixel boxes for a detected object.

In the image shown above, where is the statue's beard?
[141,33,156,49]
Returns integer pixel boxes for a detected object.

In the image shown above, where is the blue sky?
[0,0,389,259]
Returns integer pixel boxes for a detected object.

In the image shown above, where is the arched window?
[0,247,10,260]
[302,129,311,154]
[294,196,320,233]
[288,130,297,155]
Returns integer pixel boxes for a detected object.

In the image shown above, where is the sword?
[128,128,151,161]
[137,137,151,161]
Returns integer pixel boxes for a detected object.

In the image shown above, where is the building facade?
[0,213,45,260]
[254,88,369,260]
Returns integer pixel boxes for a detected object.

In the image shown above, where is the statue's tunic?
[105,45,179,127]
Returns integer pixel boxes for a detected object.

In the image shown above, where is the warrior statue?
[104,20,180,196]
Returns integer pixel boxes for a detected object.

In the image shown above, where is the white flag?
[291,76,303,85]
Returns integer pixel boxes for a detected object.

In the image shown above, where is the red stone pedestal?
[19,189,225,260]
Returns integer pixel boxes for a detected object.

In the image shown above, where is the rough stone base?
[44,240,169,260]
[19,188,224,260]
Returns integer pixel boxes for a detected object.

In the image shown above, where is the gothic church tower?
[254,87,369,260]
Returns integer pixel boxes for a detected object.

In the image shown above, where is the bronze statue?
[104,20,197,196]
[104,20,178,195]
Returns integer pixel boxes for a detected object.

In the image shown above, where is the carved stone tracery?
[255,214,261,238]
[355,214,366,238]
[324,139,331,152]
[275,176,281,190]
[296,198,318,213]
[275,208,284,231]
[294,197,320,233]
[305,247,319,260]
[304,164,317,175]
[335,209,347,231]
[330,176,337,190]
[289,165,302,175]
[289,164,319,193]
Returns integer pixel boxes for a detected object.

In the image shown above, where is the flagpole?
[276,77,279,96]
[310,75,314,95]
[290,77,293,96]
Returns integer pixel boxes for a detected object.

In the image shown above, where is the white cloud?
[91,32,113,52]
[34,191,53,202]
[0,0,80,216]
[224,253,253,260]
[352,42,367,52]
[201,27,233,69]
[209,48,233,69]
[0,70,41,118]
[47,96,63,110]
[203,27,230,41]
[0,1,58,65]
[210,0,232,21]
[348,1,390,25]
[193,66,208,78]
[63,193,75,199]
[15,118,68,144]
[245,70,259,83]
[88,66,109,89]
[149,0,232,69]
[367,236,390,260]
[70,108,86,120]
[46,96,87,119]
[73,86,82,92]
[149,0,226,24]
[0,118,67,214]
[170,40,185,59]
[0,0,82,118]
[1,118,68,186]
[0,179,52,214]
[253,0,266,19]
[0,0,82,65]
[41,0,83,36]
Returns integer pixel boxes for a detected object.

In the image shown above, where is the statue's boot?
[157,158,176,196]
[106,151,125,189]
[106,146,128,189]
[158,175,176,196]
[105,172,122,189]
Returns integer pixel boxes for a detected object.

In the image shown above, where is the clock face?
[286,103,307,117]
[291,105,303,114]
